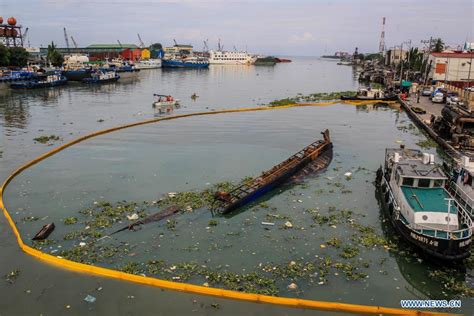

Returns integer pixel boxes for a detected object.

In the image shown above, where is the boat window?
[418,178,431,188]
[433,179,444,187]
[402,177,414,186]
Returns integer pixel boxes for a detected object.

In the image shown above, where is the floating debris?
[32,223,55,241]
[284,221,293,228]
[84,294,96,303]
[5,269,20,284]
[288,282,298,290]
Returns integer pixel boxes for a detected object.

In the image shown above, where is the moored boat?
[376,147,472,261]
[62,68,93,81]
[152,94,180,107]
[82,70,119,84]
[275,57,292,63]
[135,59,162,69]
[341,88,397,101]
[212,130,333,214]
[10,71,67,89]
[162,56,209,69]
[209,50,253,65]
[254,56,277,66]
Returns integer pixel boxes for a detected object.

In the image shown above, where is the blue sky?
[2,0,473,55]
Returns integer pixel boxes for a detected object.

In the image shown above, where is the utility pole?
[405,39,411,81]
[399,42,404,81]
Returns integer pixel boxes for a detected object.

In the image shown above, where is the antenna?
[63,27,70,53]
[379,17,386,54]
[137,33,145,48]
[70,36,78,49]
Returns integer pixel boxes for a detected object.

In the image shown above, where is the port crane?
[22,27,29,47]
[117,39,123,48]
[137,33,145,48]
[70,36,78,49]
[203,39,209,52]
[63,27,70,53]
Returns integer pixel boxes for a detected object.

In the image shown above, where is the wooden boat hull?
[223,144,332,214]
[213,130,332,215]
[32,223,55,240]
[376,169,471,261]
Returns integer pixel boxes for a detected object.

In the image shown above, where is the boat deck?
[401,186,457,213]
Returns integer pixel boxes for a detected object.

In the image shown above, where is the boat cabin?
[356,88,384,99]
[386,149,459,230]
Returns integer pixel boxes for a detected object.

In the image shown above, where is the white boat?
[135,59,162,69]
[152,94,180,107]
[209,50,254,65]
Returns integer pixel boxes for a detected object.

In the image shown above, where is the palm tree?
[432,38,445,53]
[46,41,57,64]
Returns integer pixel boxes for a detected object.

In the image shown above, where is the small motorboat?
[152,94,180,107]
[341,88,398,101]
[82,70,120,84]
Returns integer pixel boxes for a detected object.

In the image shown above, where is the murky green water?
[1,58,472,315]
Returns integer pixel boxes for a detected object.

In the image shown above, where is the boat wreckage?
[212,130,333,214]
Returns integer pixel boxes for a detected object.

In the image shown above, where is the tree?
[46,42,64,67]
[431,38,445,53]
[0,44,10,66]
[8,47,29,67]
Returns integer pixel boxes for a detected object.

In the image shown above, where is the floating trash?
[84,294,96,303]
[288,282,298,290]
[127,213,139,220]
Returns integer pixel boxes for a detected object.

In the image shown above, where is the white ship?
[135,59,162,69]
[208,50,254,65]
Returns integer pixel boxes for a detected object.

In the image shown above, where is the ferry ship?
[208,50,254,65]
[162,56,209,69]
[376,147,472,261]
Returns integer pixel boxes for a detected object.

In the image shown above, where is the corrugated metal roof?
[86,44,138,49]
[431,52,474,58]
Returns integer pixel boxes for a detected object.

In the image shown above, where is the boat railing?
[382,176,472,240]
[448,181,474,217]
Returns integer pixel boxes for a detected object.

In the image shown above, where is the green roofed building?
[39,44,140,57]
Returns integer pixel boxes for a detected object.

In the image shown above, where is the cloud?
[290,32,315,42]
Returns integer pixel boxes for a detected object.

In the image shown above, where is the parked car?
[421,87,432,96]
[432,92,444,103]
[446,94,464,106]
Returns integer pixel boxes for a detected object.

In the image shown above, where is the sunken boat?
[212,129,332,215]
[376,147,472,261]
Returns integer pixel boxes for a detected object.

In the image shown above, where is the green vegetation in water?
[268,91,357,107]
[33,135,61,144]
[208,220,218,226]
[63,217,78,225]
[416,138,437,149]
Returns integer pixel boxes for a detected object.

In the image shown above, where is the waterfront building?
[141,48,151,60]
[164,44,193,57]
[384,48,408,66]
[427,52,474,86]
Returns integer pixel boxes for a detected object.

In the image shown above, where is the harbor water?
[0,58,472,315]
